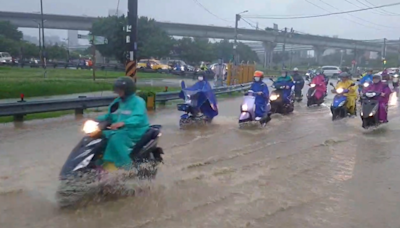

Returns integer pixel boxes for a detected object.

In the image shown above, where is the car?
[167,60,188,71]
[138,59,170,71]
[318,66,341,77]
[376,67,398,76]
[0,52,12,64]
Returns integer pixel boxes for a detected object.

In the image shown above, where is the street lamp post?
[40,0,47,75]
[233,10,248,65]
[63,38,70,63]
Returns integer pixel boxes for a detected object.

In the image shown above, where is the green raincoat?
[277,75,293,82]
[96,94,149,168]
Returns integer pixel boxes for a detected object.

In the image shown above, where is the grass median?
[0,65,183,99]
[0,66,178,80]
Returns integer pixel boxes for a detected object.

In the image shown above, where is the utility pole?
[125,0,138,82]
[398,38,400,67]
[40,0,47,77]
[256,22,259,30]
[282,28,287,69]
[90,35,96,81]
[234,13,240,65]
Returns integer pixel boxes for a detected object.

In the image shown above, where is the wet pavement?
[1,81,400,228]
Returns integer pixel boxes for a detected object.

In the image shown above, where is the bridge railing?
[0,83,251,122]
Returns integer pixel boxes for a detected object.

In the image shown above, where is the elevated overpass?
[0,11,389,54]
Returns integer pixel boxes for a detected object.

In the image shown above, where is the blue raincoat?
[275,75,294,103]
[250,80,270,118]
[179,79,218,119]
[96,94,150,168]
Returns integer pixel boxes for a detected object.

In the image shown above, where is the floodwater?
[1,82,400,228]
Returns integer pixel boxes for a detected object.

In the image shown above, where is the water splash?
[389,92,397,106]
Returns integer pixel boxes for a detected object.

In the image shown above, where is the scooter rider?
[310,73,326,100]
[358,69,374,96]
[331,72,357,116]
[363,74,391,123]
[292,67,305,97]
[276,70,294,103]
[96,77,150,171]
[250,71,271,121]
[392,68,399,89]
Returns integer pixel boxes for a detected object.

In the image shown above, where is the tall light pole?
[63,38,70,62]
[233,10,248,65]
[125,0,138,82]
[32,20,42,60]
[40,0,47,75]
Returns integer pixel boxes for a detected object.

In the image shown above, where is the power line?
[191,0,233,23]
[301,0,384,30]
[343,0,388,16]
[244,1,400,19]
[362,0,400,15]
[316,0,398,29]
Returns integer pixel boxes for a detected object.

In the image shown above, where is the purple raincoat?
[364,81,391,122]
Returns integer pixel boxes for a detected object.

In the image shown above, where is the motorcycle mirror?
[329,82,334,87]
[356,79,360,81]
[269,77,274,81]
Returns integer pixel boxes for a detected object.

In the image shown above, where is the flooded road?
[1,83,400,228]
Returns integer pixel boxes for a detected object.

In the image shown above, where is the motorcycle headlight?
[306,73,310,76]
[180,66,185,71]
[310,83,316,88]
[363,82,369,87]
[394,74,399,77]
[270,94,279,101]
[369,105,378,116]
[338,101,345,107]
[82,120,99,134]
[336,88,344,94]
[241,103,248,111]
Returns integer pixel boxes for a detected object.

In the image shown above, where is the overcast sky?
[2,0,400,40]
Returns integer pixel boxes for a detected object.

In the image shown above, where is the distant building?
[108,9,123,17]
[68,30,79,47]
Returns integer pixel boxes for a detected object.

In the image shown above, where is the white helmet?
[293,67,298,71]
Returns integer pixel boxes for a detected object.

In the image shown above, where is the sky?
[2,0,400,41]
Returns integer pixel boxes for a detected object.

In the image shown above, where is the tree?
[0,21,23,41]
[174,37,216,63]
[91,16,174,63]
[46,44,68,60]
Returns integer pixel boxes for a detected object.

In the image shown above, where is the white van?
[0,52,12,64]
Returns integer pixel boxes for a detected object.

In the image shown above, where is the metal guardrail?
[0,83,251,122]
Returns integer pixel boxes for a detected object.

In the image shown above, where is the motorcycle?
[293,80,304,102]
[269,79,294,114]
[57,118,164,207]
[360,91,382,129]
[306,83,324,107]
[177,81,217,128]
[238,90,271,127]
[330,82,356,121]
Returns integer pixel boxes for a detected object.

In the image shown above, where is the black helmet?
[113,77,136,96]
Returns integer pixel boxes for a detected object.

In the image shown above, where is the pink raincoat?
[311,75,326,99]
[363,81,391,122]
